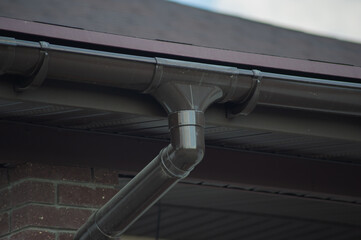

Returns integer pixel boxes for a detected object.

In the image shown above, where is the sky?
[168,0,361,44]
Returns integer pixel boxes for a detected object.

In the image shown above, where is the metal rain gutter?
[1,37,360,117]
[0,36,361,239]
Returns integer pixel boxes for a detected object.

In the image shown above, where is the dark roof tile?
[0,0,360,66]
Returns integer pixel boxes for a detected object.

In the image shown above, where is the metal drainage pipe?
[74,110,205,239]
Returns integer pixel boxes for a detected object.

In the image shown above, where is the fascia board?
[0,17,361,80]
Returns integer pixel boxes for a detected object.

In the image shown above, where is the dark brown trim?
[1,17,361,80]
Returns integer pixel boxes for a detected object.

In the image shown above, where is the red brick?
[58,232,75,240]
[9,229,55,240]
[94,168,119,185]
[11,181,55,207]
[0,169,8,189]
[0,212,9,236]
[12,204,93,230]
[9,163,91,182]
[58,184,117,207]
[0,189,10,211]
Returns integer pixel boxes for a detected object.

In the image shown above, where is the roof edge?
[1,16,361,80]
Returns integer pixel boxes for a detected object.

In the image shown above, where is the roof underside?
[123,178,361,240]
[0,96,360,163]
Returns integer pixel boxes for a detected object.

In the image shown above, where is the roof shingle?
[0,0,360,66]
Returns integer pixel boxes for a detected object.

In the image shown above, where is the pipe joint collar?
[226,69,262,118]
[160,145,190,179]
[14,41,50,92]
[168,110,205,129]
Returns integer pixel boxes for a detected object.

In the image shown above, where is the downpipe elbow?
[160,110,205,179]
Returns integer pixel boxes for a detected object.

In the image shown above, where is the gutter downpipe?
[73,57,230,239]
[71,54,240,239]
[0,37,361,238]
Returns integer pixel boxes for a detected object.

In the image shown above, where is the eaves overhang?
[1,16,361,238]
[0,16,360,199]
[0,16,360,162]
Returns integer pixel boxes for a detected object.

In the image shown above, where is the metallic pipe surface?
[0,37,156,91]
[74,110,205,240]
[1,36,361,116]
[46,46,155,91]
[259,73,361,116]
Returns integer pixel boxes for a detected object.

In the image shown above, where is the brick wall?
[0,162,123,240]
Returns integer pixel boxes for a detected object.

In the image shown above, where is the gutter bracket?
[226,69,262,118]
[14,41,49,92]
[143,57,164,94]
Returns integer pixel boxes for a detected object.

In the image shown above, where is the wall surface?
[0,162,151,240]
[1,162,361,240]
